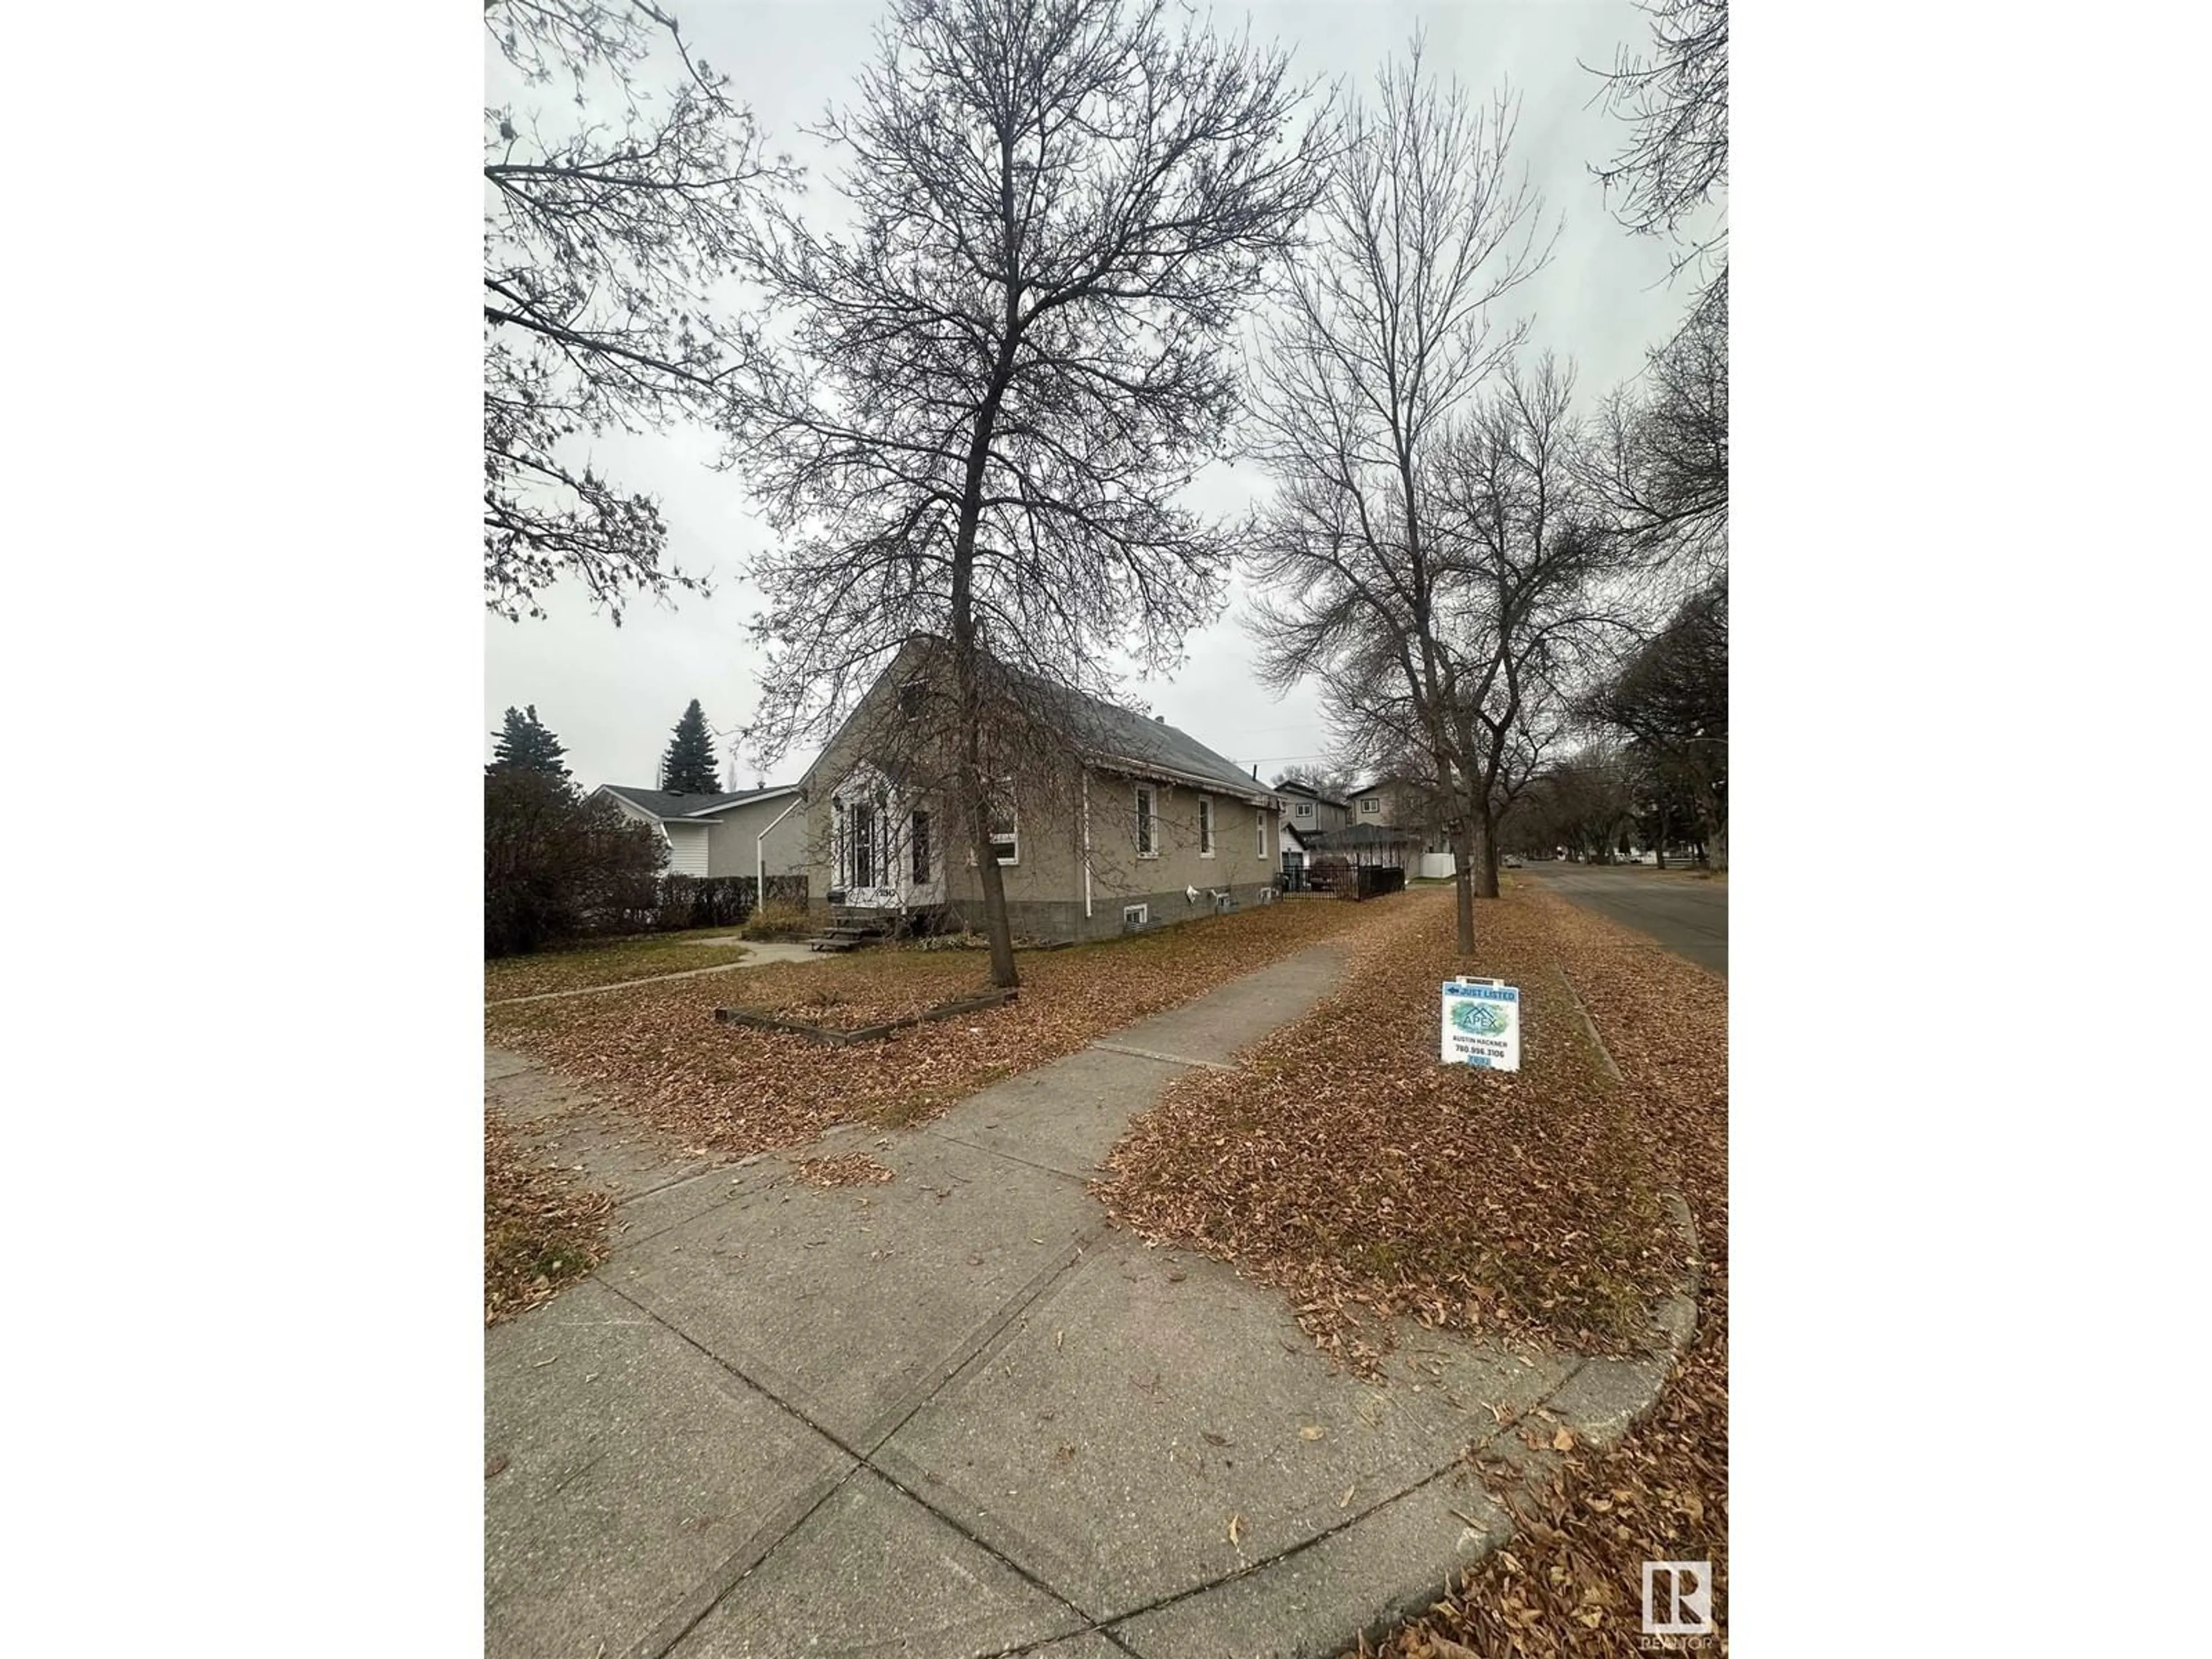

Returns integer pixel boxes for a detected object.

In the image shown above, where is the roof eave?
[1089,752,1277,807]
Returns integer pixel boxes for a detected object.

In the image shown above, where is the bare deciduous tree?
[1595,268,1727,575]
[483,0,787,622]
[1425,358,1641,898]
[1586,0,1728,276]
[1584,575,1727,866]
[1271,763,1355,800]
[1244,41,1555,950]
[1513,741,1639,864]
[725,0,1329,988]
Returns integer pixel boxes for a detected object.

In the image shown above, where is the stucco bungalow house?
[594,783,808,887]
[796,639,1284,942]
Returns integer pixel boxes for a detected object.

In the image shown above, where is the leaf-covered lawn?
[485,898,1381,1154]
[1342,887,1728,1657]
[1099,881,1726,1657]
[483,1114,612,1324]
[1097,888,1685,1369]
[484,931,750,1001]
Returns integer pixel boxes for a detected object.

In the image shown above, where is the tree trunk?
[954,691,1019,990]
[947,628,1019,990]
[971,801,1018,988]
[1470,805,1501,899]
[1450,816,1476,954]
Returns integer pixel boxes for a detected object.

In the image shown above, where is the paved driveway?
[1520,862,1728,976]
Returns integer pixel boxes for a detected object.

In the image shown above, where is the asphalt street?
[1520,861,1728,977]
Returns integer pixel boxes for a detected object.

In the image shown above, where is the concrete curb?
[1552,962,1623,1085]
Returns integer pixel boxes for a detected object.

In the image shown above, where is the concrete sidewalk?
[486,946,1694,1659]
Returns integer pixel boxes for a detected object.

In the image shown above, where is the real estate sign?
[1441,978,1521,1071]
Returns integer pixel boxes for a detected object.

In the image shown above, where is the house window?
[1123,903,1149,930]
[1134,785,1158,857]
[988,796,1018,865]
[910,809,931,882]
[897,679,927,718]
[1296,801,1313,819]
[1361,797,1380,814]
[1198,796,1215,857]
[1256,808,1267,858]
[851,799,877,887]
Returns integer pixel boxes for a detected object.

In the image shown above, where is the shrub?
[740,900,812,940]
[485,770,667,956]
[653,874,757,931]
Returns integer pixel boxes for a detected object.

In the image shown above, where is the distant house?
[797,638,1283,942]
[1274,779,1348,878]
[594,785,806,884]
[1344,775,1418,830]
[1305,774,1452,873]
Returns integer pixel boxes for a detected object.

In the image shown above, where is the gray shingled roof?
[597,783,795,822]
[1275,778,1349,809]
[1009,667,1271,802]
[800,638,1277,806]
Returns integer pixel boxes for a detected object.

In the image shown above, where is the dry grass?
[485,930,748,1001]
[483,1115,613,1324]
[486,897,1384,1161]
[732,953,989,1028]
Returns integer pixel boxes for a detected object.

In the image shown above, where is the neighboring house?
[1274,779,1349,873]
[1342,774,1454,856]
[797,639,1283,942]
[594,785,807,884]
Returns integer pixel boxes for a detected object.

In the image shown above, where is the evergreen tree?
[488,705,571,781]
[658,699,721,794]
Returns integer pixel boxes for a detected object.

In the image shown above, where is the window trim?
[1360,797,1380,814]
[1256,806,1267,859]
[1134,783,1159,859]
[1197,795,1215,858]
[1295,801,1313,819]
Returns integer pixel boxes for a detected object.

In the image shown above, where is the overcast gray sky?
[484,0,1712,793]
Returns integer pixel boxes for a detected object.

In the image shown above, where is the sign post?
[1440,977,1521,1071]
